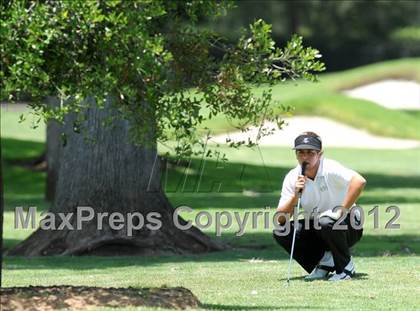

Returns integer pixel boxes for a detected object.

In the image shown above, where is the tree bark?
[45,97,62,202]
[8,98,225,256]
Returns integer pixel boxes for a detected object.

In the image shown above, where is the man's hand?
[319,208,346,220]
[294,175,306,195]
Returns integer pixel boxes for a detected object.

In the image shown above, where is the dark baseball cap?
[293,134,322,151]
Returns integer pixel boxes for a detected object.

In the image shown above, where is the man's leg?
[347,210,363,247]
[273,219,327,273]
[316,214,362,273]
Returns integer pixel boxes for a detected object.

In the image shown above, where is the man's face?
[295,149,322,171]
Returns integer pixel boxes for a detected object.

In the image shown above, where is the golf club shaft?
[286,161,307,285]
[287,196,301,284]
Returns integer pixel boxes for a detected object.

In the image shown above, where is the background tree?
[208,0,420,71]
[0,0,324,256]
[45,97,62,202]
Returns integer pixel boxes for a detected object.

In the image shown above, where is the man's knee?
[317,216,335,230]
[273,229,286,241]
[272,227,291,246]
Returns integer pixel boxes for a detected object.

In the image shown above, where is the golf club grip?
[301,161,308,176]
[298,161,309,195]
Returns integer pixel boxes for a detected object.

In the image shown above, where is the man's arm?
[276,175,306,225]
[341,173,366,211]
[276,195,298,225]
[320,172,366,220]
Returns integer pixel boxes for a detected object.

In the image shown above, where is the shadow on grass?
[401,109,420,119]
[2,138,45,161]
[202,304,324,310]
[352,272,369,280]
[3,138,420,270]
[277,272,369,282]
[2,239,22,251]
[3,139,46,210]
[3,138,420,213]
[162,157,420,193]
[4,233,418,271]
[167,192,420,211]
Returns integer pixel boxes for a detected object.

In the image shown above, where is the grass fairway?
[201,58,420,139]
[2,59,420,310]
[2,140,420,310]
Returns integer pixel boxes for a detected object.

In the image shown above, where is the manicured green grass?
[2,135,420,310]
[2,60,420,310]
[4,254,420,310]
[1,104,46,142]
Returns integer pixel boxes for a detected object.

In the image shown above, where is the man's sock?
[319,251,334,266]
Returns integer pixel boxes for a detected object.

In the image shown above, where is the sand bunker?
[210,116,420,149]
[343,79,420,110]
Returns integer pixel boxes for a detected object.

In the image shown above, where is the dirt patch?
[1,285,201,311]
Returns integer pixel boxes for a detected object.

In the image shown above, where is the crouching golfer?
[273,132,366,281]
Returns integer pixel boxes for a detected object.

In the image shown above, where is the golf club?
[286,161,308,285]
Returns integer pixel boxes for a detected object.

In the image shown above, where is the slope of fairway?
[201,58,420,140]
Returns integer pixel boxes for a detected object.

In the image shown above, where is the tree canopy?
[207,0,420,70]
[1,0,324,157]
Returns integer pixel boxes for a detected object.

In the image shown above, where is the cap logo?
[293,134,322,150]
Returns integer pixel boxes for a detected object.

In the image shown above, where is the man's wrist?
[340,205,350,213]
[337,206,350,218]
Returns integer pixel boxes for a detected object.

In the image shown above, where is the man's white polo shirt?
[278,157,357,217]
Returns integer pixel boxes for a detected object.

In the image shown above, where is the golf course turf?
[1,59,419,310]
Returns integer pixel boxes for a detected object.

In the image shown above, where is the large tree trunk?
[45,97,62,202]
[8,99,224,256]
